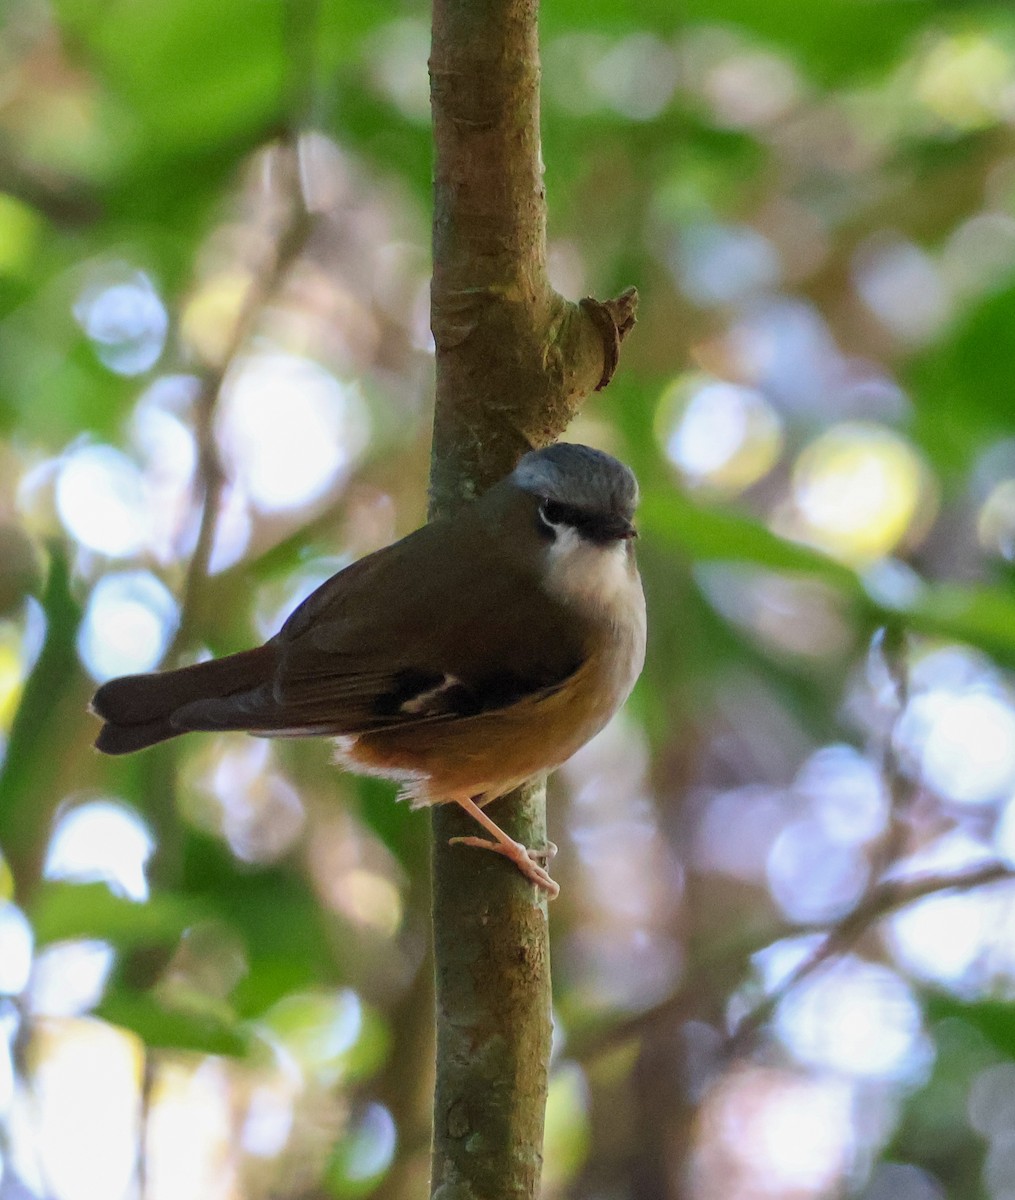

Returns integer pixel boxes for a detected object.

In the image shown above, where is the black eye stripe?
[541,499,571,525]
[540,499,588,527]
[537,497,634,544]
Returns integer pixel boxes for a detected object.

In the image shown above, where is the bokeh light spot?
[179,270,251,367]
[698,1068,855,1195]
[73,267,167,376]
[659,374,782,493]
[887,834,999,988]
[915,33,1013,131]
[775,958,925,1080]
[45,800,154,901]
[184,737,305,864]
[367,19,431,122]
[852,236,951,345]
[543,1062,591,1192]
[978,478,1015,562]
[766,819,869,922]
[329,1102,397,1194]
[673,222,780,307]
[216,353,370,514]
[260,990,366,1087]
[900,685,1015,805]
[29,1019,143,1200]
[56,444,150,558]
[794,745,888,845]
[792,422,930,562]
[77,571,179,682]
[146,1058,234,1200]
[0,905,33,995]
[29,942,115,1018]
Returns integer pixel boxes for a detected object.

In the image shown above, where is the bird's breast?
[543,532,646,708]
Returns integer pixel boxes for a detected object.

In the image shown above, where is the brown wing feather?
[94,480,591,749]
[268,489,589,730]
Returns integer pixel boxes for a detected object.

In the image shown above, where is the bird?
[91,443,646,897]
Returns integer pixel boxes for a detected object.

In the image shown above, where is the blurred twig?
[0,141,102,225]
[723,860,1015,1058]
[571,861,1015,1063]
[575,628,1015,1067]
[869,623,915,880]
[725,624,922,1058]
[166,140,316,660]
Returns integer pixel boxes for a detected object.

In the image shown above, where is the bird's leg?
[449,795,560,899]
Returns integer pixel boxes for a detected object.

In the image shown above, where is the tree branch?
[570,861,1015,1064]
[426,1,637,1197]
[428,0,637,512]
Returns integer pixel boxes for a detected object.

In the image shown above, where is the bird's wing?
[263,516,589,733]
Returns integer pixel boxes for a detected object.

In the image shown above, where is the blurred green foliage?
[6,0,1015,1198]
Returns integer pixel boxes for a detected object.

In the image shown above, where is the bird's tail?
[91,645,278,755]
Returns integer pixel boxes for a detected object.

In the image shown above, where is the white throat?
[544,525,637,617]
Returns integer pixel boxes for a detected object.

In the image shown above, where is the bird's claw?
[449,835,560,898]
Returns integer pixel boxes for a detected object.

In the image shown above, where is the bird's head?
[511,443,639,545]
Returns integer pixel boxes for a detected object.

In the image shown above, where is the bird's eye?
[540,499,568,526]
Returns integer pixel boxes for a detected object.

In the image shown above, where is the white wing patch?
[399,673,462,715]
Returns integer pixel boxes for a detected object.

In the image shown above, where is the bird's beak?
[616,518,638,540]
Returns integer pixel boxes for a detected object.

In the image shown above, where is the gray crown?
[512,443,639,518]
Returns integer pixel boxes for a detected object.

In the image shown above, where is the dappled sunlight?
[8,2,1015,1198]
[45,799,154,901]
[77,570,179,681]
[692,1067,856,1199]
[216,353,370,516]
[182,736,306,865]
[774,957,928,1081]
[73,265,167,377]
[659,373,783,494]
[791,422,932,562]
[25,1019,143,1200]
[146,1058,236,1200]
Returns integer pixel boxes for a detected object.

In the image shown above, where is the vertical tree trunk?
[426,1,637,1197]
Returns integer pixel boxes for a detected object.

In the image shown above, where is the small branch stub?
[580,286,639,390]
